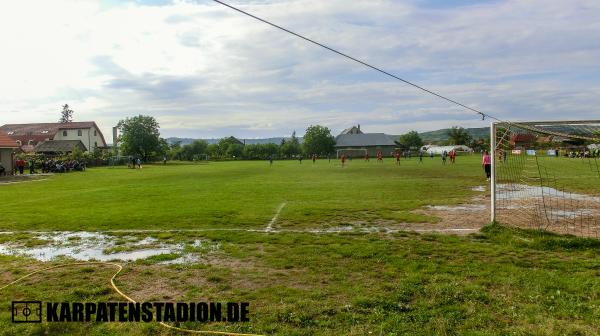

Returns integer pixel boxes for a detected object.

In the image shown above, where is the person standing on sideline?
[442,151,447,165]
[312,154,316,164]
[17,158,25,175]
[418,151,423,163]
[136,158,142,169]
[298,155,303,164]
[268,155,273,167]
[482,151,492,181]
[327,153,331,163]
[163,156,167,165]
[29,158,35,174]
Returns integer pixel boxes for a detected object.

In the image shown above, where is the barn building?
[335,126,397,157]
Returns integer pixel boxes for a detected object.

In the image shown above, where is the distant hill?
[166,127,488,147]
[418,127,490,143]
[166,137,303,146]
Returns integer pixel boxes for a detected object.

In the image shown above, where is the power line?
[211,0,600,141]
[211,0,490,121]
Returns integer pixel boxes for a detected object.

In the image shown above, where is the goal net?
[491,120,600,237]
[336,148,368,159]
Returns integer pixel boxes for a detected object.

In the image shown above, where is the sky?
[0,0,599,143]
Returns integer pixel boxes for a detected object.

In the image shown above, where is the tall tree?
[281,130,301,158]
[59,104,73,123]
[303,125,335,155]
[396,130,423,149]
[117,115,162,161]
[447,126,472,145]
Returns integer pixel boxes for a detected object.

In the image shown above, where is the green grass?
[0,156,487,231]
[0,157,598,335]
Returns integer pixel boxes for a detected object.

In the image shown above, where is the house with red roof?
[0,132,19,175]
[0,122,106,152]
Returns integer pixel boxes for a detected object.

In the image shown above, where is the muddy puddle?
[497,184,600,202]
[0,231,219,264]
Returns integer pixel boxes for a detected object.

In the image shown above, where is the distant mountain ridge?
[417,127,490,143]
[166,127,490,146]
[166,137,303,146]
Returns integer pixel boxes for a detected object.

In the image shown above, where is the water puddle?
[0,231,219,264]
[471,186,486,192]
[497,184,600,202]
[426,204,486,212]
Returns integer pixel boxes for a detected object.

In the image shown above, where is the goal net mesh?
[493,121,600,237]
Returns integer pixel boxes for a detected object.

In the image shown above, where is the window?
[63,130,67,136]
[94,130,97,136]
[28,140,33,145]
[95,141,98,147]
[16,140,21,146]
[26,132,32,136]
[41,130,48,134]
[7,131,14,135]
[78,130,82,136]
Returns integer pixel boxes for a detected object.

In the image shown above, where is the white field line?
[266,202,287,232]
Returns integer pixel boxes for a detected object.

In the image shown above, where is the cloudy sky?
[1,0,599,142]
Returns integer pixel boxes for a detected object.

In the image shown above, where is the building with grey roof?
[335,130,397,158]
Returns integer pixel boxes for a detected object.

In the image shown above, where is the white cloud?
[0,0,599,142]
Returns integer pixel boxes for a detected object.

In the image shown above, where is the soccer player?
[418,151,423,163]
[482,151,491,181]
[341,154,347,167]
[395,152,400,166]
[442,151,447,165]
[364,153,369,161]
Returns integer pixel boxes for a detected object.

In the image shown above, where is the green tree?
[168,141,183,160]
[396,131,423,150]
[206,143,221,159]
[59,104,73,123]
[447,126,472,145]
[303,125,335,155]
[226,143,244,159]
[181,140,208,160]
[281,130,302,158]
[117,115,162,161]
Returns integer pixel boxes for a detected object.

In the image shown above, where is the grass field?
[0,156,598,335]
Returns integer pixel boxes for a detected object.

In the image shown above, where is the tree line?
[117,115,337,161]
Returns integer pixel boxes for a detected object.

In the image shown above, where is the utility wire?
[211,0,600,141]
[211,0,490,121]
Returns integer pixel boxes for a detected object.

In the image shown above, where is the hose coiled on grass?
[0,262,264,336]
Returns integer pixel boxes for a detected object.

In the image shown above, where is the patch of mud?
[0,232,220,263]
[497,184,600,202]
[495,184,599,237]
[0,174,52,185]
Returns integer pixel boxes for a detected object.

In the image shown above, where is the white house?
[0,122,106,152]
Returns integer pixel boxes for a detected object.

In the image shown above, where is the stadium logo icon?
[12,301,42,323]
